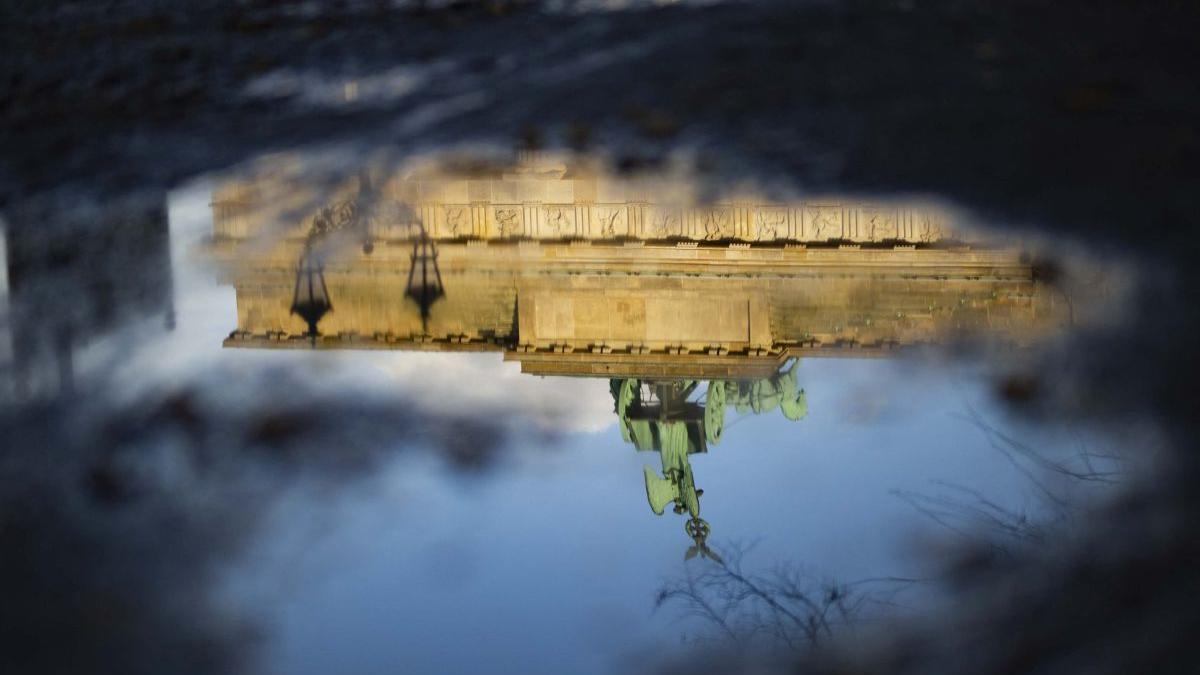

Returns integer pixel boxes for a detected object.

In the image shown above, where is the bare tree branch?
[655,542,920,652]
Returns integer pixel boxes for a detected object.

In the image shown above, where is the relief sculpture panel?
[595,206,624,238]
[648,208,682,239]
[700,208,734,240]
[806,206,842,241]
[917,212,945,242]
[862,208,898,242]
[444,205,469,237]
[214,165,963,246]
[755,208,788,241]
[543,205,575,238]
[494,206,522,237]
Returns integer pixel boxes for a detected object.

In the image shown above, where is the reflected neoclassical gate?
[206,153,1095,553]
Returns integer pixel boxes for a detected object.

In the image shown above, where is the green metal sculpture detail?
[613,377,638,443]
[721,360,808,421]
[643,421,699,517]
[704,380,726,445]
[612,358,807,559]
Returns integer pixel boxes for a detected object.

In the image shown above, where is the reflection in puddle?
[212,153,1074,361]
[616,367,806,560]
[0,196,175,400]
[208,151,1101,557]
[0,150,1134,674]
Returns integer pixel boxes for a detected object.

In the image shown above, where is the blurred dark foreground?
[2,1,1200,674]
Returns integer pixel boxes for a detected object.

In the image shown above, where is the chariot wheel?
[705,382,726,445]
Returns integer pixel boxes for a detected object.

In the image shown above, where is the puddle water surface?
[0,150,1145,675]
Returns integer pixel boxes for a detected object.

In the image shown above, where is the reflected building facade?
[209,154,1074,550]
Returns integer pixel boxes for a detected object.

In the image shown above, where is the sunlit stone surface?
[212,154,1068,380]
[213,152,964,244]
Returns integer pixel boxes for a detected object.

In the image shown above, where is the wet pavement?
[2,2,1198,675]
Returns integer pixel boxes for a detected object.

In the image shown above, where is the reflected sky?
[0,154,1135,675]
[223,355,1122,675]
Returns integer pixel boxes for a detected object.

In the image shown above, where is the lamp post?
[290,242,332,346]
[404,224,445,334]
